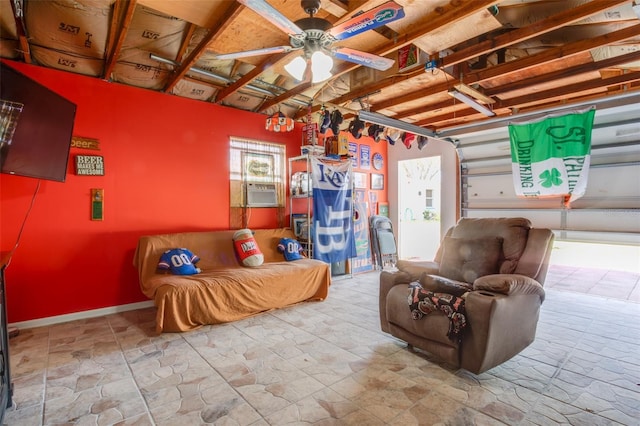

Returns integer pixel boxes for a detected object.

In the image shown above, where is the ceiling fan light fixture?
[310,50,333,83]
[284,56,307,81]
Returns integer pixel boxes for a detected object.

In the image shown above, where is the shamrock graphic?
[538,168,562,188]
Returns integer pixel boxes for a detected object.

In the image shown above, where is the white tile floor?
[4,266,640,425]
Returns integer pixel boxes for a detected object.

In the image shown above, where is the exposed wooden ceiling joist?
[103,0,137,80]
[2,0,638,133]
[163,2,244,93]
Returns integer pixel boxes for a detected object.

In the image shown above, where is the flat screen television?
[0,62,76,183]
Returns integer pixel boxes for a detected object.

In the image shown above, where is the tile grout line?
[106,316,157,426]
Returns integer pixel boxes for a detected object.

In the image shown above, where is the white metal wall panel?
[565,209,639,234]
[465,209,563,231]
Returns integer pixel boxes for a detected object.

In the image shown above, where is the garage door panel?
[566,209,640,233]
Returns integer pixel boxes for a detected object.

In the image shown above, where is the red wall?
[0,60,387,324]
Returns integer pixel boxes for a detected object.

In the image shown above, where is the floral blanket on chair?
[408,282,467,342]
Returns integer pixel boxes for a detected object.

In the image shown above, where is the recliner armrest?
[462,280,544,373]
[395,259,440,281]
[473,274,545,303]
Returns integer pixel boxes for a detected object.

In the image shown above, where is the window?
[229,137,286,207]
[424,189,433,208]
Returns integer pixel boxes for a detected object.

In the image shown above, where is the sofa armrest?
[473,274,545,303]
[379,270,413,332]
[460,280,544,374]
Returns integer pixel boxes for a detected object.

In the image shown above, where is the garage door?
[438,92,640,245]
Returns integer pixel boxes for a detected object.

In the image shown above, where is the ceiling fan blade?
[328,0,405,41]
[213,46,297,60]
[333,47,395,71]
[238,0,304,35]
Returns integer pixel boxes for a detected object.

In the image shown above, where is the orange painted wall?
[0,60,387,324]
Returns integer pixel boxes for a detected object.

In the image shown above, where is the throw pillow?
[420,273,473,297]
[233,229,264,267]
[438,236,503,283]
[158,248,201,275]
[277,237,304,261]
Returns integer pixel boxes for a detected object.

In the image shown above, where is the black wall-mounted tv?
[0,62,77,183]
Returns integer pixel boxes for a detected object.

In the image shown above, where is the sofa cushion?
[438,236,503,283]
[450,218,531,274]
[420,273,473,297]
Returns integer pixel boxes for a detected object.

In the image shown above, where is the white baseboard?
[8,301,155,330]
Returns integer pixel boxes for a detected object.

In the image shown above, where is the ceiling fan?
[214,0,405,82]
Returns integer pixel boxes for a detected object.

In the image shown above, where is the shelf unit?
[289,155,314,257]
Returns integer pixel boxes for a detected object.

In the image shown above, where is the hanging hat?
[417,135,429,150]
[380,127,389,144]
[330,109,343,136]
[403,132,416,149]
[319,109,331,134]
[368,124,384,142]
[386,128,401,145]
[348,116,365,139]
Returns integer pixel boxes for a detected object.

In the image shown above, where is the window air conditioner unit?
[245,183,278,207]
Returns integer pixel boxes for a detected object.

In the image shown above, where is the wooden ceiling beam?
[225,0,386,112]
[282,0,497,117]
[215,51,296,103]
[163,2,243,93]
[495,71,640,109]
[441,0,631,69]
[367,22,640,117]
[320,0,498,90]
[392,98,460,121]
[369,79,452,112]
[103,0,137,80]
[414,71,640,127]
[175,23,198,66]
[392,49,640,121]
[464,23,640,85]
[485,49,640,97]
[9,0,31,63]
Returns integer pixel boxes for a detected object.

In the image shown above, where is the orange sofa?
[134,228,330,332]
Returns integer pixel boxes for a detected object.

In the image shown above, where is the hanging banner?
[311,157,357,264]
[508,107,595,205]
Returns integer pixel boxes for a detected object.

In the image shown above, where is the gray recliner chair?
[379,217,555,374]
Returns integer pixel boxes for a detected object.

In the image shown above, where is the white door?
[397,156,441,260]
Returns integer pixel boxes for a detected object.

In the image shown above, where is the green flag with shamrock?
[509,107,595,204]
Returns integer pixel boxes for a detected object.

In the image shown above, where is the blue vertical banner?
[311,157,357,264]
